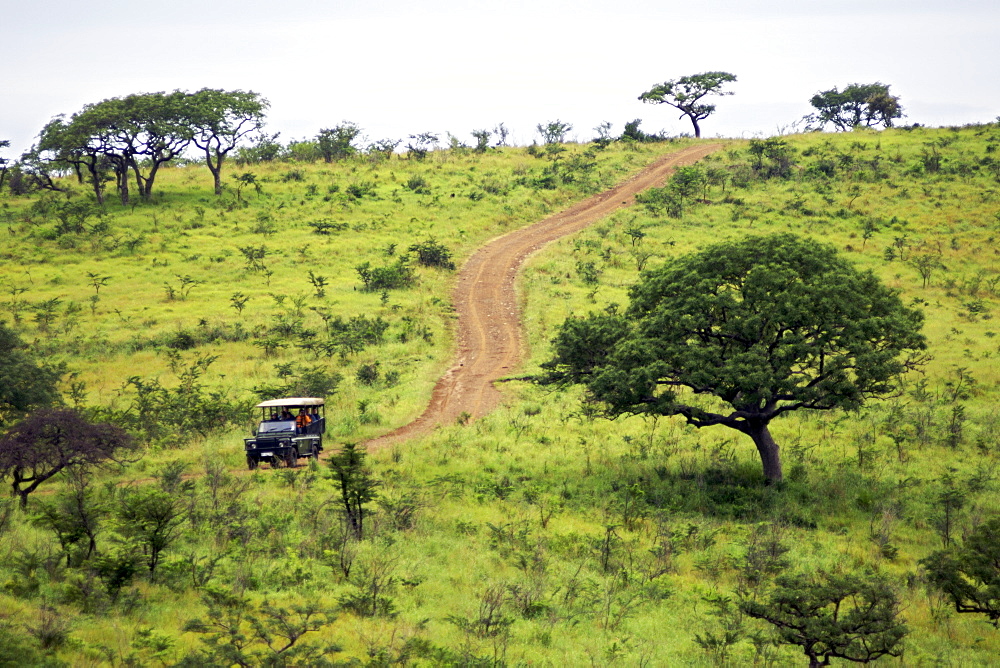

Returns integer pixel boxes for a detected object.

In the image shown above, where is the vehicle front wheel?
[247,455,258,470]
[286,448,298,468]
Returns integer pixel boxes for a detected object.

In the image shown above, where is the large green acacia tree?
[807,82,903,131]
[83,91,191,203]
[540,234,926,482]
[639,72,737,138]
[187,88,269,195]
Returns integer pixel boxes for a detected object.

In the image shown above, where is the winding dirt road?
[365,143,721,450]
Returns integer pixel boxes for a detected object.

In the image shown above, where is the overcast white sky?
[3,0,999,157]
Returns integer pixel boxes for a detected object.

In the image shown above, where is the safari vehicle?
[245,397,326,469]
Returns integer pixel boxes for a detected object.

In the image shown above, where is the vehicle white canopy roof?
[255,397,325,408]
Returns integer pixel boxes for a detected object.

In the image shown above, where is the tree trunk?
[690,117,702,138]
[86,163,105,205]
[205,151,223,196]
[143,161,161,199]
[114,164,130,205]
[743,419,783,483]
[130,160,144,200]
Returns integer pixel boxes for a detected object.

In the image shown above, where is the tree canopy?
[921,517,1000,627]
[741,571,908,667]
[0,408,134,507]
[540,233,926,482]
[187,89,269,195]
[0,321,62,427]
[807,82,903,131]
[316,121,364,163]
[33,89,268,203]
[638,72,737,138]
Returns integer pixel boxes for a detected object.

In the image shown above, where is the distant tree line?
[0,74,912,204]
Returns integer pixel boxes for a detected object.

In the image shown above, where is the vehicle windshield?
[258,420,295,434]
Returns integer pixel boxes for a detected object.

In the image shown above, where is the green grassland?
[1,139,680,445]
[1,125,1000,665]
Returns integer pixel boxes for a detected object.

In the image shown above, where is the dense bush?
[355,259,416,292]
[408,238,456,270]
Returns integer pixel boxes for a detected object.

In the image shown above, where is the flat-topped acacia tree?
[639,71,737,138]
[540,233,926,483]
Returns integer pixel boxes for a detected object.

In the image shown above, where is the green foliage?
[639,71,737,137]
[187,88,269,195]
[328,443,378,539]
[182,587,340,666]
[0,322,62,427]
[741,570,908,666]
[114,485,187,577]
[234,132,283,164]
[541,233,927,481]
[636,165,707,217]
[746,137,795,178]
[471,129,492,153]
[355,258,416,292]
[31,473,104,567]
[100,353,247,444]
[807,82,903,131]
[338,541,399,618]
[0,619,63,667]
[621,118,661,143]
[408,238,456,270]
[316,122,362,162]
[922,517,1000,627]
[405,132,438,160]
[536,120,573,144]
[403,174,431,194]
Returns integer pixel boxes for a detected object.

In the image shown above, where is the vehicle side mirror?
[251,427,257,436]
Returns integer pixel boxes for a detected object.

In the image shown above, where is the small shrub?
[403,175,431,194]
[408,238,456,270]
[356,362,380,385]
[346,181,377,200]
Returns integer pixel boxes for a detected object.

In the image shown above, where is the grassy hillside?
[1,139,680,449]
[1,126,999,665]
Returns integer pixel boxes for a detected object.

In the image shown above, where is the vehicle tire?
[286,447,297,468]
[311,444,320,460]
[247,455,258,470]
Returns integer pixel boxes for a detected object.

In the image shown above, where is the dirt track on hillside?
[364,143,721,450]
